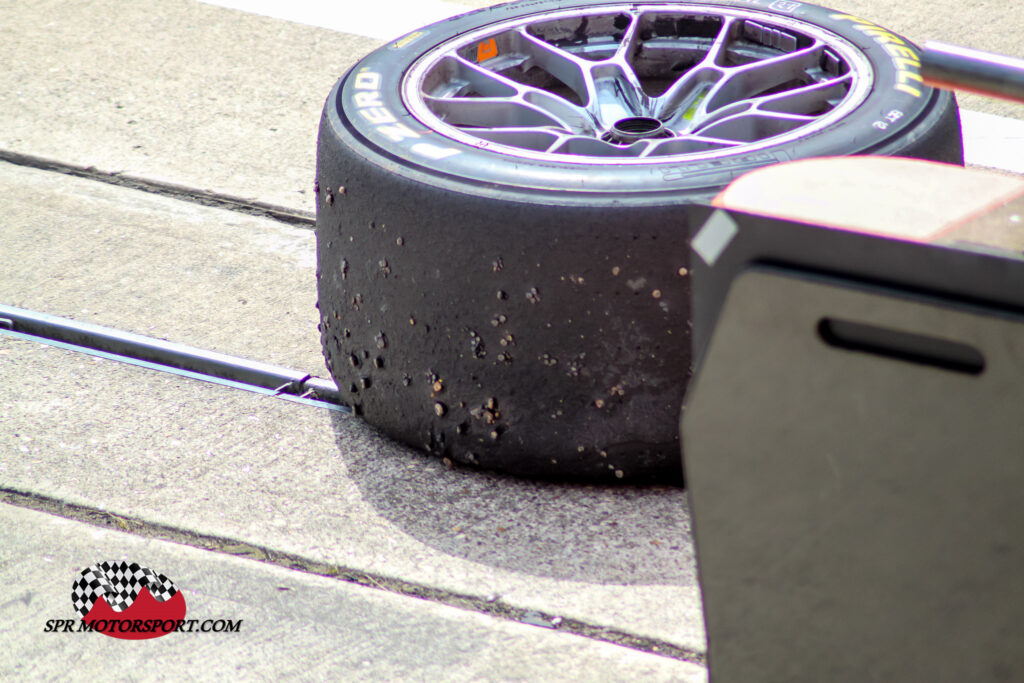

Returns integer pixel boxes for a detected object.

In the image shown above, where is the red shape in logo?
[82,588,187,640]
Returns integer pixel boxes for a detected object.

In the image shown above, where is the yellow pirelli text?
[830,14,923,97]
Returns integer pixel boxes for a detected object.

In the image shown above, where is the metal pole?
[922,41,1024,103]
[0,304,345,405]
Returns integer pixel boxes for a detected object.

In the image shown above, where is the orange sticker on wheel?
[476,38,498,62]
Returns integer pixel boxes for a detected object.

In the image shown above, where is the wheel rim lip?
[401,3,875,166]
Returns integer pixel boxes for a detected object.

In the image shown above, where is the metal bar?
[0,327,348,412]
[922,41,1024,104]
[0,304,345,405]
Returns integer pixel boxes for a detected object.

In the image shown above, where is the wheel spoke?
[654,17,735,121]
[519,20,651,130]
[645,135,742,156]
[424,95,573,130]
[516,28,594,106]
[595,13,651,123]
[549,134,652,157]
[690,74,850,131]
[444,55,521,98]
[613,11,643,63]
[433,54,596,134]
[703,43,826,114]
[754,75,852,115]
[588,62,650,126]
[520,90,598,134]
[697,111,815,142]
[469,127,566,152]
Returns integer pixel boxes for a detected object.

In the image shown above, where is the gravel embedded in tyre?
[316,0,963,482]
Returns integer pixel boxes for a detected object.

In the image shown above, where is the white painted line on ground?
[200,0,468,41]
[202,0,1024,176]
[960,109,1024,175]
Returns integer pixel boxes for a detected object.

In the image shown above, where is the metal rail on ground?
[0,304,346,410]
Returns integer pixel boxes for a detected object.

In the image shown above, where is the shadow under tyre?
[315,0,962,482]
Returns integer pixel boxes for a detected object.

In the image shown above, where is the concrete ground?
[1,0,1022,679]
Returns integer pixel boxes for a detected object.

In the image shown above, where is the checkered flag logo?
[71,561,179,617]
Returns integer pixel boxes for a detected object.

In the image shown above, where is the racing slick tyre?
[316,0,962,483]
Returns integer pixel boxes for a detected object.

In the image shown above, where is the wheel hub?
[607,116,669,143]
